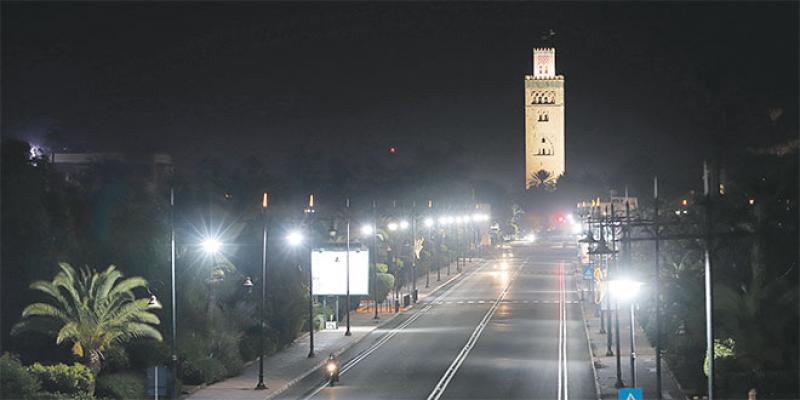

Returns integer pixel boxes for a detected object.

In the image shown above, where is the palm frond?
[21,303,69,322]
[115,323,163,342]
[56,321,80,345]
[107,277,148,300]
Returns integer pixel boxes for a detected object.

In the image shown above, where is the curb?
[264,261,478,399]
[572,261,602,400]
[580,295,603,400]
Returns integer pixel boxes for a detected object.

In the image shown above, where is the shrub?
[33,391,97,400]
[29,362,94,396]
[96,372,146,400]
[195,358,227,384]
[126,339,170,369]
[1,353,41,399]
[102,346,129,372]
[207,331,243,377]
[178,357,205,385]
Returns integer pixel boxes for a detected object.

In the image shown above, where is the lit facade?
[525,47,565,189]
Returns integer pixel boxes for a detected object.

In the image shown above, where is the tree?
[13,263,162,378]
[528,169,558,190]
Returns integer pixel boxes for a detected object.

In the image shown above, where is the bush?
[102,346,129,372]
[179,357,205,385]
[195,357,227,384]
[207,331,243,377]
[1,353,41,399]
[33,391,97,400]
[28,362,94,396]
[126,339,170,369]
[96,372,146,400]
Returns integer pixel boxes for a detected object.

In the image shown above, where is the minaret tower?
[525,47,565,189]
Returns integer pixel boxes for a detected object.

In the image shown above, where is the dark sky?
[2,2,798,191]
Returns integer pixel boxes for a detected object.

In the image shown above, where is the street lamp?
[254,192,269,390]
[361,224,374,236]
[387,222,399,231]
[287,229,313,358]
[200,237,222,254]
[399,220,409,230]
[287,230,304,247]
[609,279,643,388]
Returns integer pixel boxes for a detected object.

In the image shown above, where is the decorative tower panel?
[525,47,565,189]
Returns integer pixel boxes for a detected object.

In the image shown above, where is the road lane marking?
[557,261,569,400]
[425,261,524,400]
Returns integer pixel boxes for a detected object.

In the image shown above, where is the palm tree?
[13,262,162,377]
[528,169,558,189]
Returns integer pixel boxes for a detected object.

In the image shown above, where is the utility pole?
[345,198,352,336]
[373,200,379,319]
[255,193,269,390]
[654,176,663,400]
[703,162,715,399]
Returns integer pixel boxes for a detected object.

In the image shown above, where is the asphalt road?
[279,240,596,400]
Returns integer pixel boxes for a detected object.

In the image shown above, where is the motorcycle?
[325,359,340,386]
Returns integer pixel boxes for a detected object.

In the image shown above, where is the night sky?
[2,2,798,191]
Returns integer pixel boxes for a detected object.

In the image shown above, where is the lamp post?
[169,188,177,400]
[287,228,310,357]
[255,193,269,390]
[410,202,418,302]
[424,217,434,288]
[588,213,617,357]
[609,279,643,388]
[345,198,352,337]
[653,176,663,400]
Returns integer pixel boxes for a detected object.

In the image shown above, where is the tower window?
[541,138,546,143]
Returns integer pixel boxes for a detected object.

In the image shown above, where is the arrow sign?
[619,388,643,400]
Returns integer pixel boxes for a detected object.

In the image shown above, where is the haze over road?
[280,239,596,400]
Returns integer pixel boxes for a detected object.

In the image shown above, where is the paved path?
[185,259,480,400]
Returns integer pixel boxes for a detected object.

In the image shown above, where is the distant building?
[49,152,173,189]
[525,47,565,189]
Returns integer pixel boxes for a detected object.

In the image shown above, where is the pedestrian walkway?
[580,288,686,400]
[185,259,484,400]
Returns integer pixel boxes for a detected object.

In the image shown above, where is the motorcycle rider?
[326,353,340,383]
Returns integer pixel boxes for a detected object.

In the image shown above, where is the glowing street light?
[361,224,374,236]
[286,230,304,247]
[608,278,644,388]
[399,220,410,230]
[201,237,222,254]
[608,279,643,302]
[387,222,399,231]
[424,217,434,228]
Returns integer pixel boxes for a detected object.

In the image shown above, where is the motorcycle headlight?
[327,364,336,372]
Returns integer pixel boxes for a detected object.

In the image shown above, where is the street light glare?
[424,218,434,227]
[361,224,374,235]
[201,237,222,254]
[608,279,643,301]
[286,230,304,247]
[387,222,399,231]
[399,220,410,230]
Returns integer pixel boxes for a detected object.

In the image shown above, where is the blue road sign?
[583,265,593,280]
[619,388,643,400]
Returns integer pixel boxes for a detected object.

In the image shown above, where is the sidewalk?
[579,282,686,400]
[185,259,484,400]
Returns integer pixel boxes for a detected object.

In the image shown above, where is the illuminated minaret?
[525,47,565,189]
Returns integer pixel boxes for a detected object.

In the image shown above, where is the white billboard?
[311,249,370,295]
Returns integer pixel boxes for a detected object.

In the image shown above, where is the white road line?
[426,262,524,400]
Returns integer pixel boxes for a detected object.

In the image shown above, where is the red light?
[388,146,397,154]
[557,216,565,223]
